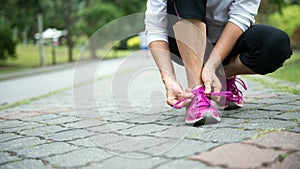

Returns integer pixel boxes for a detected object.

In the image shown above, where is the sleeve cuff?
[228,13,254,32]
[147,35,168,45]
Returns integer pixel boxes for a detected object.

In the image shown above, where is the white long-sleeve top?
[145,0,261,44]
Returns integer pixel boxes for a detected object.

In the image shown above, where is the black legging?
[167,0,293,75]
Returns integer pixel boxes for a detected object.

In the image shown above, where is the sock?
[192,85,203,90]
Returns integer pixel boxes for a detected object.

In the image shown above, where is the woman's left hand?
[201,66,222,95]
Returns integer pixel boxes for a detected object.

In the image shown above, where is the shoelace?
[173,90,233,109]
[192,91,210,108]
[227,76,247,102]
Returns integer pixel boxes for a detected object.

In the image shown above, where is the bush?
[0,21,16,61]
[127,36,140,49]
[268,5,300,37]
[79,3,123,37]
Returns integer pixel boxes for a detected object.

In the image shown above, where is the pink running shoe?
[225,76,247,109]
[173,86,221,125]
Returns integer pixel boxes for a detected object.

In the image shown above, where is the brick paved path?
[0,55,299,169]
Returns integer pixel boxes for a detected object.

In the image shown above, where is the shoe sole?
[213,101,243,110]
[224,102,243,110]
[185,112,221,125]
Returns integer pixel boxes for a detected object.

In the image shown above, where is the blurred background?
[0,0,299,83]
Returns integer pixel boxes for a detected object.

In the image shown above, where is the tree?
[0,20,16,61]
[55,0,85,62]
[78,3,122,58]
[0,0,147,62]
[257,0,286,23]
[268,5,300,48]
[101,0,146,14]
[100,0,146,50]
[0,0,41,61]
[268,5,300,36]
[257,0,300,23]
[14,0,46,43]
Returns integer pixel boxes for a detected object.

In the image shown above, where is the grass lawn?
[0,44,135,74]
[267,51,300,84]
[1,44,299,84]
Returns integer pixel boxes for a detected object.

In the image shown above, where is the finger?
[171,98,191,108]
[176,98,191,108]
[167,97,177,106]
[213,82,222,93]
[181,91,194,100]
[184,88,194,99]
[168,97,184,107]
[212,88,221,101]
[185,88,192,93]
[204,81,212,94]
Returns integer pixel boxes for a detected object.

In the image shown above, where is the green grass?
[0,44,81,74]
[244,76,300,95]
[97,49,136,59]
[240,51,300,95]
[252,128,288,139]
[5,44,81,66]
[278,153,288,162]
[0,44,135,74]
[267,52,300,83]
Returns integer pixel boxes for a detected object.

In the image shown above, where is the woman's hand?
[163,77,194,107]
[201,66,222,95]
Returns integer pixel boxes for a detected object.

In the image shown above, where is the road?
[0,58,127,105]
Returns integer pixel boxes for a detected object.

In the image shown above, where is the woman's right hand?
[163,77,194,107]
[148,41,194,107]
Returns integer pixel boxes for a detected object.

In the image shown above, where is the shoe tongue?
[192,85,205,95]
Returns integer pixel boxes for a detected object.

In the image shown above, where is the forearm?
[149,40,176,84]
[206,22,243,69]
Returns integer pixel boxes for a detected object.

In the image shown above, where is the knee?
[267,28,292,57]
[259,27,293,74]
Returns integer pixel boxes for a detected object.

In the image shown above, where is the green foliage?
[0,20,16,61]
[0,0,146,52]
[101,0,146,14]
[257,0,287,23]
[268,5,300,36]
[272,0,286,12]
[78,3,123,36]
[289,0,300,5]
[243,51,300,94]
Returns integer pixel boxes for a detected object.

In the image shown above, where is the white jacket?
[145,0,261,44]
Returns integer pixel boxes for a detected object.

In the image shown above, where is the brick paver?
[261,151,300,169]
[190,143,285,169]
[243,131,300,151]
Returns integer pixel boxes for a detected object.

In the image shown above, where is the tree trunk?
[61,0,74,62]
[67,30,73,62]
[89,38,97,58]
[37,14,46,67]
[22,27,28,45]
[51,38,56,65]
